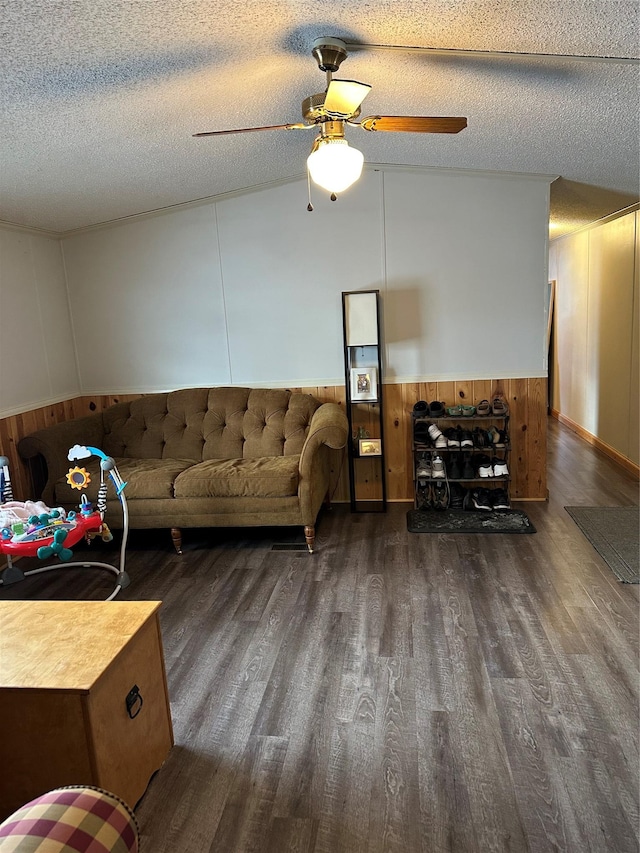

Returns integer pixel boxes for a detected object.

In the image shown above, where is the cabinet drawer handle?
[125,684,144,719]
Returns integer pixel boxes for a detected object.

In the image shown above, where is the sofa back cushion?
[102,388,320,462]
[103,390,209,461]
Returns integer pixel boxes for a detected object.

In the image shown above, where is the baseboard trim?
[551,409,640,478]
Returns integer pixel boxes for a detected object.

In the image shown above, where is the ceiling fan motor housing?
[312,36,348,72]
[302,93,328,122]
[302,93,360,123]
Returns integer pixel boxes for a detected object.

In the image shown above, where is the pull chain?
[307,168,314,211]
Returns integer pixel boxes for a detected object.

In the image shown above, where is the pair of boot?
[416,479,449,510]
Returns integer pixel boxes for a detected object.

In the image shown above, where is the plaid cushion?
[0,786,138,852]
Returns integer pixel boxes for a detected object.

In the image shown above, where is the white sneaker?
[477,456,493,477]
[431,455,446,478]
[493,458,509,477]
[427,423,443,442]
[434,434,448,449]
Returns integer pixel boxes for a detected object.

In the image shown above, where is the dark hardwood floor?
[3,418,639,852]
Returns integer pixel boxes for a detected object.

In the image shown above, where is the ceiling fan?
[193,37,467,202]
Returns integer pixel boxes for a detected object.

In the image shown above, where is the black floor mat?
[407,508,536,534]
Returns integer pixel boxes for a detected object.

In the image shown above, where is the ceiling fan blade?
[359,116,467,133]
[324,79,372,116]
[345,42,639,65]
[193,123,309,137]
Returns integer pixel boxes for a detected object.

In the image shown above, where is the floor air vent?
[270,543,309,552]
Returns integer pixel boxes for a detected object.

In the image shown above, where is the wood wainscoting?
[0,378,547,503]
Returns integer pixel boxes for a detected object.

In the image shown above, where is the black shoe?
[432,480,450,510]
[490,488,510,510]
[471,488,492,511]
[444,427,461,448]
[472,427,489,448]
[449,483,465,509]
[462,454,475,479]
[414,421,431,444]
[460,430,474,449]
[448,457,462,479]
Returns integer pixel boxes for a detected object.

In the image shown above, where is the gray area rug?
[407,508,536,534]
[565,506,639,583]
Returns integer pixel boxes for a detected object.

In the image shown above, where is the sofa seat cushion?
[55,458,195,504]
[174,455,300,499]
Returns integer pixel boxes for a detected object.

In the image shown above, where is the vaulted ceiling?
[2,0,638,236]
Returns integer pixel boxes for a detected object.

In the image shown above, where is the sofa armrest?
[298,403,348,522]
[18,414,105,505]
[299,403,349,470]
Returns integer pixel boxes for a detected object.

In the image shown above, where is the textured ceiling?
[1,0,638,236]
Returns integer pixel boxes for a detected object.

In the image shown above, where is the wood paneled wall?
[0,378,547,504]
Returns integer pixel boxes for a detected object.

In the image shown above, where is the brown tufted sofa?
[18,387,348,553]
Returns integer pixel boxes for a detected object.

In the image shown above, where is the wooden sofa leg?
[304,525,315,554]
[170,527,183,555]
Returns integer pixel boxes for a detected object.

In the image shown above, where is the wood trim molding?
[550,408,640,477]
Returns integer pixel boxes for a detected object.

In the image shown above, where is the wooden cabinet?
[0,600,173,818]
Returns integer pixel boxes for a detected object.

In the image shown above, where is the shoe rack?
[342,290,387,513]
[412,404,511,512]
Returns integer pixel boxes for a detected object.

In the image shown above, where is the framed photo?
[358,438,382,456]
[350,366,378,402]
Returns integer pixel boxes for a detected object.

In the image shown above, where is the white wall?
[216,175,384,387]
[549,208,639,465]
[383,170,550,381]
[0,226,79,416]
[60,166,551,395]
[62,205,231,393]
[0,166,551,416]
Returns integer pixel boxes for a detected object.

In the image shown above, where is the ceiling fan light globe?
[307,139,364,193]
